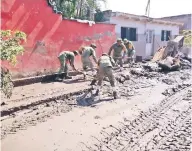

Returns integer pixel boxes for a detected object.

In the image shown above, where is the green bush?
[0,30,27,98]
[181,30,191,47]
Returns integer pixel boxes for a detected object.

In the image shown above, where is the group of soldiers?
[56,38,135,99]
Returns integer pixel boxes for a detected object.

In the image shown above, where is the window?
[161,30,171,41]
[121,27,137,41]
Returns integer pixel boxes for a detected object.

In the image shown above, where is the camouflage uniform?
[108,40,127,68]
[57,51,75,79]
[124,39,135,63]
[81,46,97,71]
[91,54,118,98]
[97,55,116,87]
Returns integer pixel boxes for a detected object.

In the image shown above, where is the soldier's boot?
[95,89,99,96]
[55,74,63,81]
[113,91,118,99]
[90,79,97,85]
[94,86,100,96]
[112,87,118,99]
[63,73,72,79]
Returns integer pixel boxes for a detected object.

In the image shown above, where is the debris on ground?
[1,56,191,151]
[162,83,191,96]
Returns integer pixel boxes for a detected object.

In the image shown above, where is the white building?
[99,10,183,59]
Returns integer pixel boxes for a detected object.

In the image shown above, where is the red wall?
[1,0,116,78]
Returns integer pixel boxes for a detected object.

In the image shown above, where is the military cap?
[73,50,79,55]
[90,43,97,48]
[123,38,128,43]
[117,38,123,42]
[102,53,108,56]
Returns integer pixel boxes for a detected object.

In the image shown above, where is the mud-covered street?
[1,63,191,151]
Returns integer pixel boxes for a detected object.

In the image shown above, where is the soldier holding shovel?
[55,50,79,81]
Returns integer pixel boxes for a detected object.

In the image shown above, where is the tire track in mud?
[85,86,192,151]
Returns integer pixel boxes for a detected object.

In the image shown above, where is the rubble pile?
[180,58,192,69]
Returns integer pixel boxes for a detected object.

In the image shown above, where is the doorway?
[146,30,155,57]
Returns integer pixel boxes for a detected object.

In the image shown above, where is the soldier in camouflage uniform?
[91,53,118,99]
[55,50,79,81]
[108,38,127,70]
[123,38,136,63]
[79,44,97,79]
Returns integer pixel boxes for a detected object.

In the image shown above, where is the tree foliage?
[52,0,106,20]
[0,30,27,98]
[181,30,192,46]
[94,8,104,22]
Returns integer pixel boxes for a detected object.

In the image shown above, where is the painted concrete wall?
[109,17,180,58]
[1,0,116,78]
[110,17,146,57]
[146,22,180,55]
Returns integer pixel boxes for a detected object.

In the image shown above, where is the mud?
[83,87,192,151]
[162,83,191,96]
[1,87,91,117]
[1,73,156,139]
[1,62,192,151]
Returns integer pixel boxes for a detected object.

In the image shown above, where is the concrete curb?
[13,71,83,87]
[13,67,121,87]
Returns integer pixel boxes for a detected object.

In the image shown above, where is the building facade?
[159,14,191,30]
[99,10,183,59]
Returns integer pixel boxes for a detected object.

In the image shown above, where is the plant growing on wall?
[0,30,27,98]
[182,30,191,46]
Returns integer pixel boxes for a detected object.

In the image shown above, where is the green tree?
[57,0,77,18]
[54,0,106,20]
[94,8,104,22]
[182,30,191,46]
[0,30,27,98]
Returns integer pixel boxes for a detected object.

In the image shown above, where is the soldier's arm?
[108,45,114,56]
[69,57,77,71]
[91,49,97,64]
[122,44,127,58]
[109,56,116,67]
[122,44,127,52]
[130,42,135,50]
[97,58,101,66]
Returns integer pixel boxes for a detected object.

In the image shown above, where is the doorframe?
[146,29,155,56]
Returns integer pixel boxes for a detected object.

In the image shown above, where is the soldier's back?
[99,56,112,67]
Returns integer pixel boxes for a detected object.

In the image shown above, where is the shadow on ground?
[76,96,113,107]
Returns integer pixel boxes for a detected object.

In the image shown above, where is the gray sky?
[101,0,192,18]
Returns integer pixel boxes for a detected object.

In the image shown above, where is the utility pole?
[145,0,150,17]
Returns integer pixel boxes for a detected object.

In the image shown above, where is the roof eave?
[113,13,184,26]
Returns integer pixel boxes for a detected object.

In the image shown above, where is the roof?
[158,14,191,19]
[110,11,184,26]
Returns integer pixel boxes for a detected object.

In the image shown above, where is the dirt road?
[1,66,191,151]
